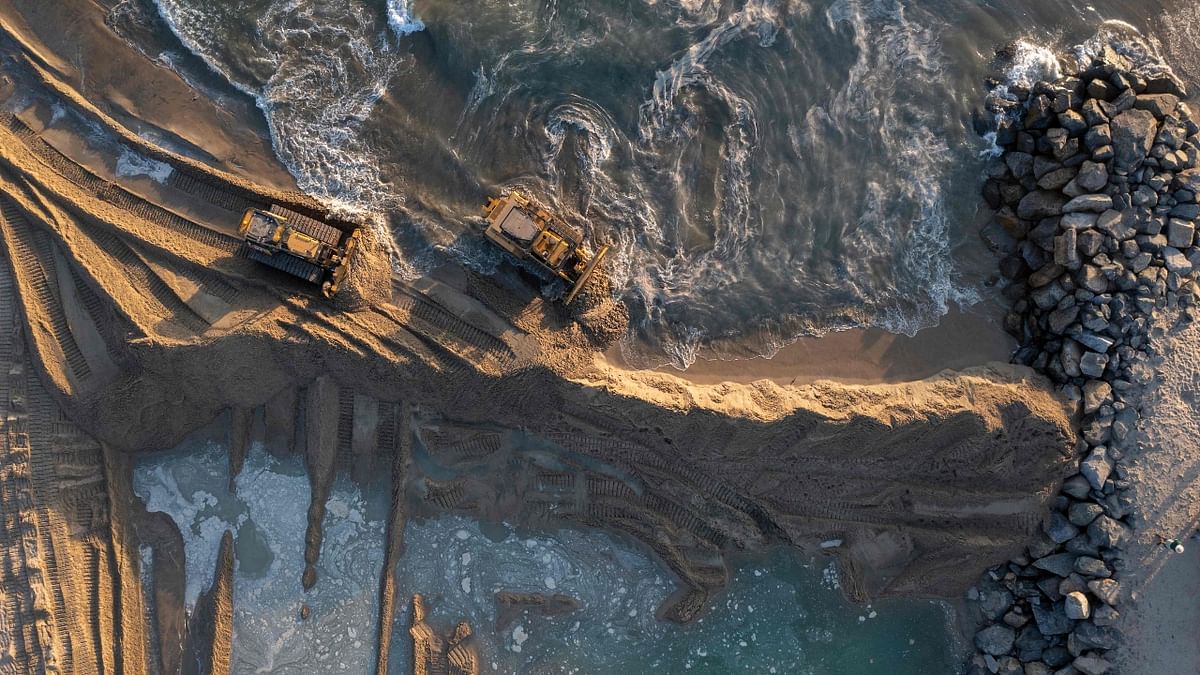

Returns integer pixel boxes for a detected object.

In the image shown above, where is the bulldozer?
[481,191,608,304]
[239,205,360,297]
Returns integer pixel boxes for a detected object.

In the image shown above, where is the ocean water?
[109,0,1199,367]
[133,438,960,674]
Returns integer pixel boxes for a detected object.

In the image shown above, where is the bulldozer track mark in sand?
[390,293,516,369]
[2,115,244,256]
[429,434,504,462]
[335,387,355,470]
[83,226,210,334]
[166,171,256,214]
[0,197,93,382]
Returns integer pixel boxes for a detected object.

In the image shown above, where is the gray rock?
[1032,602,1075,636]
[1061,212,1100,230]
[1060,339,1083,378]
[1087,578,1120,605]
[1111,109,1158,172]
[1068,502,1104,526]
[1075,160,1109,192]
[1064,591,1091,620]
[1167,218,1196,247]
[1048,305,1080,334]
[1082,98,1108,126]
[1002,608,1029,628]
[1080,446,1113,490]
[975,623,1016,656]
[1042,646,1072,668]
[1101,87,1136,117]
[1062,475,1093,499]
[980,589,1015,621]
[1175,168,1200,194]
[1074,556,1112,578]
[1074,331,1114,353]
[1082,380,1112,414]
[1034,552,1079,577]
[1045,511,1081,544]
[1063,194,1113,213]
[1032,282,1068,310]
[1072,621,1118,650]
[1078,229,1103,257]
[1029,262,1065,288]
[1095,209,1136,240]
[1007,151,1035,178]
[1092,144,1115,161]
[1039,167,1078,190]
[1087,515,1128,549]
[1023,663,1051,675]
[1092,603,1120,627]
[1079,265,1109,293]
[1055,230,1080,267]
[1034,155,1062,180]
[1134,93,1180,119]
[1019,191,1068,220]
[1085,124,1112,151]
[1073,654,1113,675]
[1079,351,1109,378]
[1162,246,1194,275]
[1059,110,1089,136]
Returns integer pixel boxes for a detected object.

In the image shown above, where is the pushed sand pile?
[0,11,1077,675]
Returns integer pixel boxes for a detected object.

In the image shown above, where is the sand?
[0,4,1095,674]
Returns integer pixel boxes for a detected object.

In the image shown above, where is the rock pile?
[968,45,1197,675]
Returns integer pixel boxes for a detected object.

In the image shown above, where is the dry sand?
[0,4,1096,675]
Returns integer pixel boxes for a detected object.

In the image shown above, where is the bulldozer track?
[0,198,92,382]
[268,205,343,247]
[390,293,515,369]
[240,245,324,285]
[165,171,256,214]
[335,388,355,470]
[2,115,244,256]
[85,226,210,334]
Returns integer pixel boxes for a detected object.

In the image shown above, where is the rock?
[1145,74,1188,98]
[1084,124,1112,152]
[1163,246,1194,275]
[1072,621,1118,650]
[1023,663,1051,675]
[1060,339,1083,377]
[1061,212,1099,230]
[1095,210,1136,240]
[1034,552,1079,578]
[1031,282,1067,310]
[1003,608,1029,628]
[1033,155,1062,180]
[1175,168,1200,196]
[1082,380,1112,414]
[1087,579,1120,605]
[1039,167,1078,190]
[976,624,1017,656]
[1029,262,1064,288]
[1134,93,1179,120]
[1064,194,1113,213]
[1064,591,1091,620]
[1111,109,1158,173]
[1079,351,1109,377]
[1032,602,1074,636]
[1092,603,1119,627]
[982,221,1019,256]
[1088,79,1116,101]
[1042,646,1073,669]
[1078,265,1108,293]
[1059,110,1089,136]
[1055,230,1079,267]
[1073,655,1113,675]
[1092,144,1115,162]
[1081,99,1108,126]
[1087,515,1127,549]
[1044,511,1081,544]
[1048,305,1079,334]
[1168,218,1196,248]
[1007,151,1035,178]
[1074,330,1114,353]
[1073,556,1111,578]
[1019,191,1068,220]
[1080,446,1112,490]
[1068,502,1104,526]
[1075,161,1109,192]
[1062,475,1093,499]
[981,589,1015,621]
[1077,229,1103,257]
[1025,95,1056,130]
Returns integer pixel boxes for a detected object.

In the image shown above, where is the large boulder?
[975,623,1016,656]
[1110,109,1158,173]
[1018,191,1068,220]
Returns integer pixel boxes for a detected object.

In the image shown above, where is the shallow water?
[110,0,1199,367]
[133,438,961,674]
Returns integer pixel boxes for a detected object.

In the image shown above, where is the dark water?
[113,0,1199,367]
[134,441,960,674]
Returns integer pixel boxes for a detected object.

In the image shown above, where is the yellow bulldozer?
[481,192,608,304]
[239,205,360,297]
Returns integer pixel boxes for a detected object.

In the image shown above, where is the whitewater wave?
[386,0,425,37]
